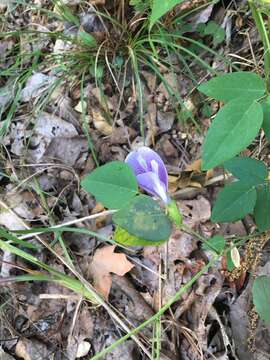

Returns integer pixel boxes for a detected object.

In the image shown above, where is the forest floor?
[0,1,270,359]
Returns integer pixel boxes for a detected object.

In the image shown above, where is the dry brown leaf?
[188,181,202,188]
[91,202,106,228]
[157,73,180,99]
[89,245,134,299]
[168,175,179,193]
[177,174,202,189]
[92,109,113,136]
[205,169,214,182]
[185,159,214,183]
[42,136,88,166]
[21,192,44,218]
[185,159,202,172]
[145,102,158,146]
[91,202,105,214]
[15,339,49,360]
[90,87,114,111]
[141,71,157,92]
[177,173,193,189]
[74,100,87,113]
[168,175,179,183]
[179,196,211,225]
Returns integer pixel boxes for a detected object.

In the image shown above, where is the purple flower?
[125,146,170,204]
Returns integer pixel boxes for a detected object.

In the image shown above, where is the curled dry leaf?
[92,108,113,136]
[89,245,134,299]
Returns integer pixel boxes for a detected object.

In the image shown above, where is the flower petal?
[125,147,168,191]
[125,149,149,176]
[137,171,169,204]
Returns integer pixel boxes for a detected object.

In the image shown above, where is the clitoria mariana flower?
[125,146,170,204]
[125,146,182,226]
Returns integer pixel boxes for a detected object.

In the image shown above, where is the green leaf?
[89,64,104,79]
[254,183,270,232]
[150,0,184,27]
[78,31,97,47]
[213,27,225,46]
[252,276,270,325]
[204,21,219,35]
[0,228,38,249]
[113,195,172,242]
[262,96,270,142]
[198,72,265,102]
[224,157,267,186]
[196,23,206,34]
[130,0,150,12]
[114,226,165,246]
[202,99,263,170]
[211,182,257,222]
[203,235,225,254]
[201,103,213,118]
[54,1,80,26]
[81,161,138,209]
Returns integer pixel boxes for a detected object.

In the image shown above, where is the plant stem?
[249,0,270,87]
[181,223,221,254]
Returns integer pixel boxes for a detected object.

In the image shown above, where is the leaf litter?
[0,0,269,359]
[88,245,134,300]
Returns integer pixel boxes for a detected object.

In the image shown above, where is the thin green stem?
[128,46,145,142]
[249,0,270,85]
[81,70,99,166]
[180,223,222,254]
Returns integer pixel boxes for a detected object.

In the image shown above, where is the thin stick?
[39,294,81,300]
[17,210,116,240]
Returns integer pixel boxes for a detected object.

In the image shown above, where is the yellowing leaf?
[92,109,112,135]
[114,226,165,247]
[89,245,134,299]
